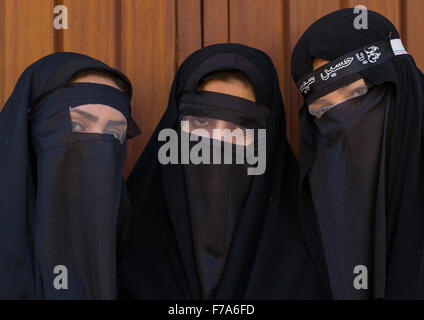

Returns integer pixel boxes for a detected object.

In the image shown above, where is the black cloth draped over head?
[118,43,329,299]
[0,52,139,299]
[292,9,424,299]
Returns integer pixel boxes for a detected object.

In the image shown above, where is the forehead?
[72,75,122,92]
[313,58,330,70]
[200,78,256,102]
[70,104,127,122]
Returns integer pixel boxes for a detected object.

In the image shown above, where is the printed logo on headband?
[355,45,382,65]
[320,57,354,81]
[296,39,408,101]
[299,76,316,95]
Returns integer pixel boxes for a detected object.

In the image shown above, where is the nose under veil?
[178,62,269,299]
[309,83,392,299]
[294,27,409,299]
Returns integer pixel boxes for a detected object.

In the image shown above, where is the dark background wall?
[1,0,423,176]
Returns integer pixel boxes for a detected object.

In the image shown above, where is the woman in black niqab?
[0,52,140,299]
[118,43,329,299]
[292,9,424,299]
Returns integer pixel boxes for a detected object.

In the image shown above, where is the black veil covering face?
[179,89,263,299]
[0,52,140,299]
[292,9,424,299]
[118,43,329,300]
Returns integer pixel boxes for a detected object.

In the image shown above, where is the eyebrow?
[106,120,127,127]
[71,108,99,123]
[314,98,330,105]
[314,84,367,106]
[338,87,348,93]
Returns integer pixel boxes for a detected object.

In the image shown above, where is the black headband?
[296,39,408,104]
[34,82,141,138]
[60,83,131,119]
[178,90,269,129]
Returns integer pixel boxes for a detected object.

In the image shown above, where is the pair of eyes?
[182,115,251,133]
[309,85,369,118]
[191,117,208,126]
[187,116,245,131]
[181,115,255,145]
[69,107,127,143]
[71,120,125,142]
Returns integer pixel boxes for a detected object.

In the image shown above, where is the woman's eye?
[309,105,329,118]
[192,118,209,126]
[316,109,328,118]
[352,86,368,98]
[310,103,329,113]
[106,130,123,142]
[71,121,84,132]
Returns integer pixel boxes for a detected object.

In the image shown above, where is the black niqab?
[292,9,424,299]
[309,84,390,299]
[0,52,138,299]
[118,43,329,300]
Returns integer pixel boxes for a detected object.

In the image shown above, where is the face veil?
[118,43,329,300]
[178,88,270,298]
[309,84,391,299]
[0,53,139,299]
[292,8,424,299]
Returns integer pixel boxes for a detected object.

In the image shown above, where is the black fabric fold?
[296,39,395,104]
[292,8,424,299]
[0,52,138,299]
[309,85,390,299]
[118,43,329,300]
[183,137,252,299]
[179,90,269,128]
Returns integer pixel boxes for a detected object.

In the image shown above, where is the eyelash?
[309,86,369,118]
[106,130,123,142]
[351,86,368,97]
[72,120,124,142]
[192,118,209,126]
[314,87,368,109]
[71,120,84,131]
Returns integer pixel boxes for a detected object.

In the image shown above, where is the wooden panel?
[120,0,176,176]
[203,0,229,46]
[0,0,55,110]
[230,0,284,81]
[229,0,292,148]
[0,0,4,110]
[1,0,423,165]
[404,0,424,71]
[60,0,119,66]
[177,0,202,66]
[285,0,342,157]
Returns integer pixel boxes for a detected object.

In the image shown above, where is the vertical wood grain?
[203,0,229,46]
[120,0,176,176]
[229,0,293,150]
[59,0,119,67]
[1,0,423,165]
[285,0,342,157]
[404,0,424,71]
[229,0,284,82]
[0,0,5,110]
[0,0,55,110]
[177,0,202,66]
